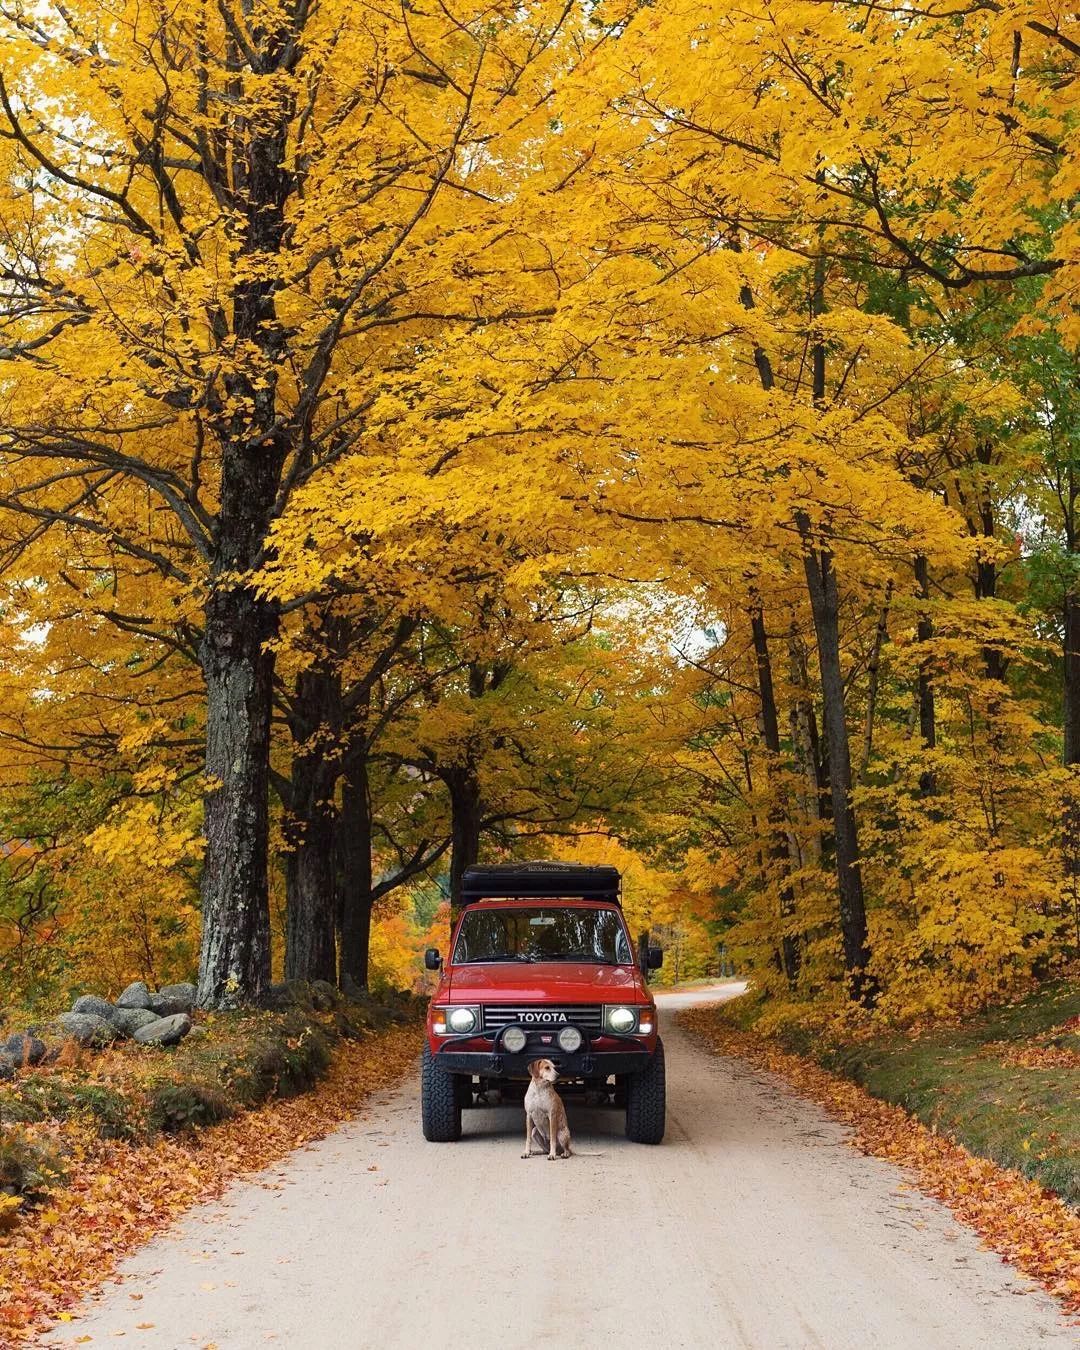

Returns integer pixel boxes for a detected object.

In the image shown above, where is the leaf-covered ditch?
[0,983,424,1341]
[679,993,1080,1319]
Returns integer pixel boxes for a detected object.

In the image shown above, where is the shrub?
[149,1082,233,1134]
[228,1024,333,1107]
[0,1126,67,1200]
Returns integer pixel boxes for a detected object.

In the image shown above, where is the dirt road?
[42,985,1078,1349]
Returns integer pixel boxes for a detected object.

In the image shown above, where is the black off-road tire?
[422,1043,462,1141]
[625,1038,666,1144]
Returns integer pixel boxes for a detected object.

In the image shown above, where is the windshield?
[453,906,633,965]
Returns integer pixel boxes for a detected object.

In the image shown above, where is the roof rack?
[461,861,622,905]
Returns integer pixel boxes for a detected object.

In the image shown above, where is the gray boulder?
[72,994,115,1019]
[134,1013,192,1047]
[0,1050,15,1080]
[56,1012,119,1047]
[115,981,153,1010]
[111,1006,160,1038]
[155,982,196,1012]
[4,1032,46,1067]
[147,997,188,1018]
[149,994,192,1017]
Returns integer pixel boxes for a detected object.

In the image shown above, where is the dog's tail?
[572,1150,605,1156]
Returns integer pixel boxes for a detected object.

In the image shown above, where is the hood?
[446,961,645,1003]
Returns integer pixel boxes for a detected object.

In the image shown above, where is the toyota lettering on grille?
[520,1011,567,1024]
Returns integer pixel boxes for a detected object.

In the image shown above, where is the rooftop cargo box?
[461,861,621,905]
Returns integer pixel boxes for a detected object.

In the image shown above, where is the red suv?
[421,861,665,1144]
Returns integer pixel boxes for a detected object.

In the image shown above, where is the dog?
[522,1058,573,1160]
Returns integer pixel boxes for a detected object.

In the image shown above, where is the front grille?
[481,1004,605,1033]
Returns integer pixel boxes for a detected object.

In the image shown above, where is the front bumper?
[433,1030,653,1080]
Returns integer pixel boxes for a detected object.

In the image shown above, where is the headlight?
[446,1006,478,1034]
[503,1026,527,1053]
[557,1026,583,1053]
[605,1005,637,1034]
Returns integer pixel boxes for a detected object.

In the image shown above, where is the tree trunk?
[197,405,287,1009]
[798,522,874,1003]
[196,69,294,1008]
[750,606,782,751]
[283,656,342,984]
[788,627,826,864]
[285,798,337,983]
[197,583,277,1008]
[914,554,937,795]
[972,440,1008,684]
[861,583,891,775]
[1065,587,1080,767]
[750,604,800,985]
[339,757,375,990]
[447,766,482,915]
[1063,535,1080,950]
[798,249,873,1003]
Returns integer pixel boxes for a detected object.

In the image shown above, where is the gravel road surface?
[41,984,1079,1349]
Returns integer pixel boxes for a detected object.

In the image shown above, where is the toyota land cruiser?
[421,861,666,1144]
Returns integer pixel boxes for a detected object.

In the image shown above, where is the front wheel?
[422,1042,462,1141]
[625,1038,666,1144]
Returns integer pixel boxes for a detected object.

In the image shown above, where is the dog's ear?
[527,1059,541,1079]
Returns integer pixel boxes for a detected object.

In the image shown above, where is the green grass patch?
[140,988,419,1121]
[761,979,1080,1206]
[0,1076,141,1140]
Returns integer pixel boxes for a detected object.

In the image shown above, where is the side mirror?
[646,946,663,970]
[424,948,442,971]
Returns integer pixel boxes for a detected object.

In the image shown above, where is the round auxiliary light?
[448,1006,477,1034]
[607,1006,636,1034]
[503,1026,527,1053]
[557,1026,583,1053]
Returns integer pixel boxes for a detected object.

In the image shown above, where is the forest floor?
[32,984,1079,1350]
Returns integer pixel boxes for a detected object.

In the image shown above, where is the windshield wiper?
[547,951,618,965]
[462,953,535,963]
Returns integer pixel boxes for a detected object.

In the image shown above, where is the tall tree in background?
[0,0,594,1005]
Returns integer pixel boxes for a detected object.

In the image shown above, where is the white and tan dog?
[522,1058,573,1160]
